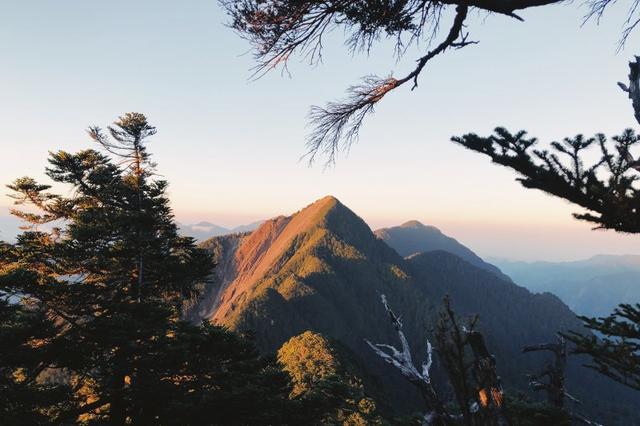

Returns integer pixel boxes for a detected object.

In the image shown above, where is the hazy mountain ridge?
[0,213,262,243]
[194,196,640,423]
[375,220,511,281]
[0,213,20,243]
[178,220,263,241]
[493,256,640,317]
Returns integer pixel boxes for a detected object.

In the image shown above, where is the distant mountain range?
[492,255,640,318]
[375,220,511,281]
[192,195,639,424]
[0,214,20,243]
[177,220,263,241]
[0,213,262,243]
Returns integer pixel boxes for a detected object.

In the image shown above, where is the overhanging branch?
[305,5,474,165]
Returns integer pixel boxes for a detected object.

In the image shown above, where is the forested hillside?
[196,196,640,424]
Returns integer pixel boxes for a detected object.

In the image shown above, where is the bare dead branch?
[225,0,640,166]
[305,5,474,165]
[365,294,449,425]
[583,0,640,48]
[365,295,434,385]
[304,76,399,165]
[618,55,640,125]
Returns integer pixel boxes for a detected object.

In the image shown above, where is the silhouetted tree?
[522,336,568,409]
[435,297,509,426]
[0,113,297,424]
[521,336,602,425]
[221,0,640,163]
[452,58,640,394]
[435,298,478,425]
[568,304,640,391]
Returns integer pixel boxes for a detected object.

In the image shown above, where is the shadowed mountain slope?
[375,221,510,281]
[195,196,639,423]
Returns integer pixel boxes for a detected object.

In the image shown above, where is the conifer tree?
[451,58,640,393]
[0,113,295,424]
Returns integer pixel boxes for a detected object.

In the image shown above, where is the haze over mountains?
[3,195,638,323]
[177,220,263,241]
[0,214,19,243]
[0,210,262,243]
[4,196,637,324]
[191,195,639,424]
[493,256,640,318]
[175,213,640,321]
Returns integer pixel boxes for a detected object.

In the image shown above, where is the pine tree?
[451,58,640,394]
[0,113,295,424]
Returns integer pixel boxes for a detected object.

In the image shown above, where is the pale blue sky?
[2,0,640,260]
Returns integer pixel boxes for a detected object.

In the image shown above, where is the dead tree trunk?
[435,297,477,426]
[522,335,603,425]
[435,296,510,426]
[367,294,514,425]
[522,334,567,409]
[618,56,640,126]
[365,294,452,425]
[467,331,509,426]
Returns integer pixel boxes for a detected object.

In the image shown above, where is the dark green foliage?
[452,127,640,233]
[504,395,571,426]
[0,113,296,424]
[223,0,425,61]
[278,331,385,425]
[566,304,640,391]
[200,197,640,423]
[122,323,297,425]
[452,126,640,395]
[452,57,640,404]
[0,297,75,425]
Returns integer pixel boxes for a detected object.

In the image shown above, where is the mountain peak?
[400,220,424,228]
[399,220,439,231]
[204,195,371,323]
[290,195,373,237]
[313,194,340,206]
[193,198,632,419]
[288,195,342,230]
[376,222,511,281]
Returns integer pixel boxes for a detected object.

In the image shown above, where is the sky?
[1,0,640,261]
